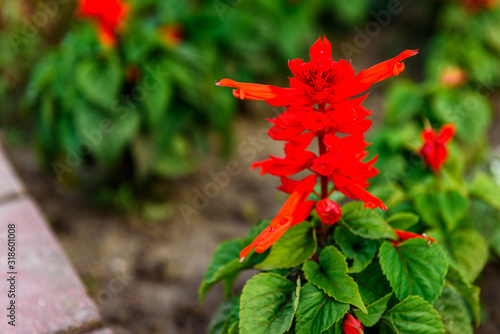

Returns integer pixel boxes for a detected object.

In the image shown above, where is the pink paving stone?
[0,145,24,200]
[0,197,102,334]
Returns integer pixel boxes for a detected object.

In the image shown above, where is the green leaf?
[382,296,445,334]
[321,321,343,334]
[303,246,367,313]
[414,192,441,227]
[353,293,392,327]
[330,0,370,24]
[470,173,500,211]
[142,75,172,127]
[387,212,420,230]
[255,221,317,270]
[430,228,488,282]
[239,273,299,334]
[352,262,392,305]
[385,81,423,124]
[199,239,249,303]
[445,265,480,327]
[334,226,379,273]
[432,90,491,143]
[379,239,448,303]
[438,190,469,231]
[75,57,122,108]
[208,297,240,334]
[434,286,473,334]
[228,322,239,334]
[295,283,349,334]
[340,202,397,240]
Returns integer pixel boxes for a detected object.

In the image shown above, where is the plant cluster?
[201,1,500,329]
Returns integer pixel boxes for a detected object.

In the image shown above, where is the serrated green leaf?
[240,273,299,334]
[295,283,349,334]
[352,262,392,305]
[334,226,378,273]
[199,239,249,303]
[353,293,392,327]
[256,221,316,270]
[434,286,473,334]
[387,212,420,230]
[303,246,367,313]
[379,239,448,303]
[470,173,500,211]
[431,228,488,282]
[445,265,480,327]
[438,190,469,231]
[341,202,397,240]
[382,296,445,334]
[208,297,240,334]
[321,320,343,334]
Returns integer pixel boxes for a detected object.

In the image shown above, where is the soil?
[6,107,500,334]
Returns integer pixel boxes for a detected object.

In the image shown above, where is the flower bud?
[343,314,364,334]
[316,198,341,225]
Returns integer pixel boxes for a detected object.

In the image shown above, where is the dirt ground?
[6,109,500,334]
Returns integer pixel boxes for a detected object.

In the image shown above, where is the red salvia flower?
[78,0,129,47]
[217,37,417,259]
[392,229,436,246]
[418,124,455,173]
[343,314,364,334]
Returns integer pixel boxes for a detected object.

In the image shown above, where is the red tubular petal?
[216,79,277,100]
[438,124,456,142]
[309,36,332,62]
[358,49,418,84]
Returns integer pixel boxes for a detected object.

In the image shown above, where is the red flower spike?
[316,199,342,225]
[78,0,129,47]
[418,124,456,173]
[343,314,364,334]
[218,37,416,251]
[392,229,436,246]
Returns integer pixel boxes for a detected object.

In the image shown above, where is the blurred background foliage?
[1,0,499,212]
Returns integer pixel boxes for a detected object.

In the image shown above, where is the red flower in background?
[78,0,129,47]
[461,0,498,11]
[217,37,417,260]
[160,23,184,48]
[343,314,364,334]
[418,124,455,173]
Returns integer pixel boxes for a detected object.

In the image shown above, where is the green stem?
[317,103,330,241]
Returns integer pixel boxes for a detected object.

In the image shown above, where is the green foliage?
[379,239,448,304]
[381,296,445,334]
[239,273,299,334]
[256,221,316,271]
[340,202,398,240]
[303,246,367,313]
[295,283,349,334]
[430,228,488,283]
